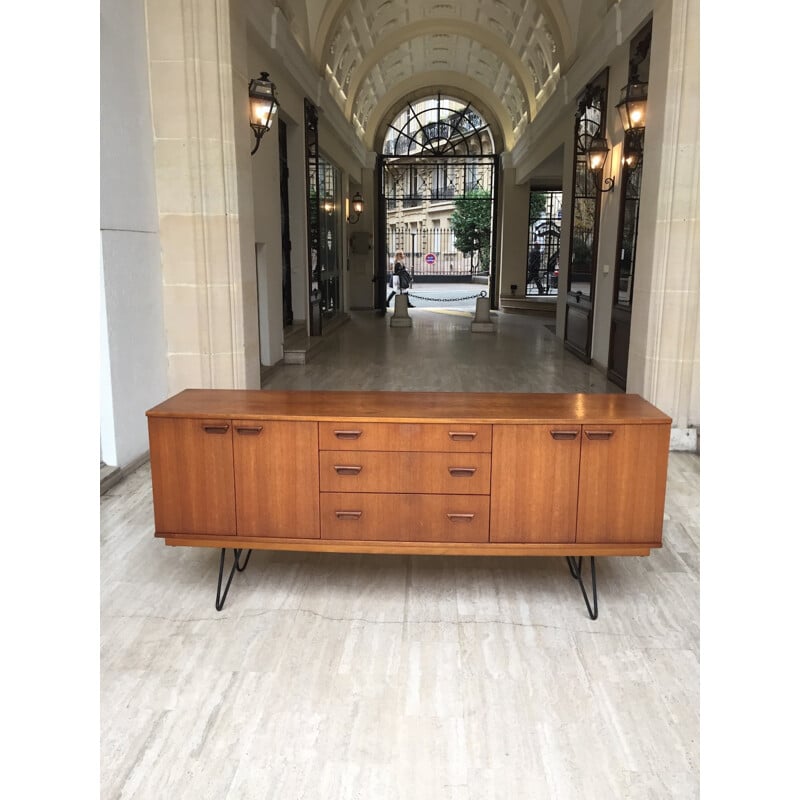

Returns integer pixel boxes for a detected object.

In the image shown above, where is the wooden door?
[576,424,669,544]
[490,425,581,543]
[232,420,320,538]
[148,417,236,535]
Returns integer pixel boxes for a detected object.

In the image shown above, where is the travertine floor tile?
[101,311,699,799]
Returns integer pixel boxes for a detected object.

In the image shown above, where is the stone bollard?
[390,293,413,327]
[471,294,495,332]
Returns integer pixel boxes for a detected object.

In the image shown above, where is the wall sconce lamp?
[616,82,648,132]
[322,196,335,215]
[622,146,641,172]
[249,72,279,155]
[617,82,647,175]
[346,192,364,224]
[586,136,615,193]
[622,130,645,172]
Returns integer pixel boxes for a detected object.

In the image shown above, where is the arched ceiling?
[351,34,530,137]
[287,0,597,152]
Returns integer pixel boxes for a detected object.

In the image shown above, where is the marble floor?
[101,310,699,799]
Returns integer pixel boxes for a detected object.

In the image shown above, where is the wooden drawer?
[319,451,491,495]
[318,421,491,452]
[320,493,489,542]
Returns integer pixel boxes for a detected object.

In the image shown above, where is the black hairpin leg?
[235,548,252,572]
[215,548,253,611]
[566,556,598,620]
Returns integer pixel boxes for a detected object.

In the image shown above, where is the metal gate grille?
[380,155,497,280]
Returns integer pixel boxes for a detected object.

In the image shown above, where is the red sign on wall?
[425,253,436,264]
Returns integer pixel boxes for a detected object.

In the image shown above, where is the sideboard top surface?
[147,390,671,425]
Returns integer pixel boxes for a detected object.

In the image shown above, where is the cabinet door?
[148,417,236,535]
[232,420,320,538]
[576,424,669,544]
[489,425,581,543]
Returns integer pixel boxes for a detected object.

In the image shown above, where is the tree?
[529,190,547,223]
[451,188,492,273]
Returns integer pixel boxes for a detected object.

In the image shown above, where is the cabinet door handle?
[334,430,362,439]
[447,513,475,521]
[449,467,477,477]
[335,510,362,520]
[449,431,477,441]
[235,426,263,435]
[550,430,579,440]
[202,424,229,434]
[584,430,615,440]
[334,465,363,475]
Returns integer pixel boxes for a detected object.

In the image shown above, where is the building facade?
[100,0,700,469]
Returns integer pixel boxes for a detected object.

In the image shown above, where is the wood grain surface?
[148,417,236,535]
[147,389,672,425]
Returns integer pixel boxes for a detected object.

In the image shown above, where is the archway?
[376,94,500,310]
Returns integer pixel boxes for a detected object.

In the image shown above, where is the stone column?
[627,0,700,444]
[496,164,530,302]
[144,0,260,392]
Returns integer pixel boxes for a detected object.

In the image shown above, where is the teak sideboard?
[146,389,671,617]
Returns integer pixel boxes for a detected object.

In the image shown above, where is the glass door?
[564,72,608,362]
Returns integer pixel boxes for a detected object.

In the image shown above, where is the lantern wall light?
[586,136,615,193]
[617,81,647,176]
[622,132,644,172]
[249,72,279,155]
[346,192,364,224]
[616,81,648,132]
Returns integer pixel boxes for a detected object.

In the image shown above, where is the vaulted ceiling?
[275,0,603,151]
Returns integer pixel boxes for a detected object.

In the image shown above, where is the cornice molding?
[273,7,367,168]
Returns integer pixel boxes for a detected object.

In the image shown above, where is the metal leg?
[565,556,598,620]
[215,548,253,611]
[235,548,253,572]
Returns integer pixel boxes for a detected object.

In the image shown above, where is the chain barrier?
[404,290,487,303]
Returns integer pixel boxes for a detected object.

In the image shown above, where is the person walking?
[527,242,544,295]
[387,250,415,308]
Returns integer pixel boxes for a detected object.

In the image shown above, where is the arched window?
[382,95,494,157]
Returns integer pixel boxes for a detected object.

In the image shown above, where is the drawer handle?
[447,513,475,522]
[334,465,363,475]
[448,431,477,441]
[202,424,229,434]
[334,430,362,439]
[335,511,362,520]
[584,430,615,440]
[235,426,263,435]
[449,467,477,477]
[550,430,579,440]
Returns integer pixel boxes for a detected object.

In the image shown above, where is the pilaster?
[627,0,700,431]
[145,0,259,391]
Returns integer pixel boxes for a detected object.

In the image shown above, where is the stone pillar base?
[390,294,413,327]
[471,296,495,332]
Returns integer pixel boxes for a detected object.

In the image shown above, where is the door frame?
[564,70,609,363]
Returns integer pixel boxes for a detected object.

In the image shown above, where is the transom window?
[382,95,494,157]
